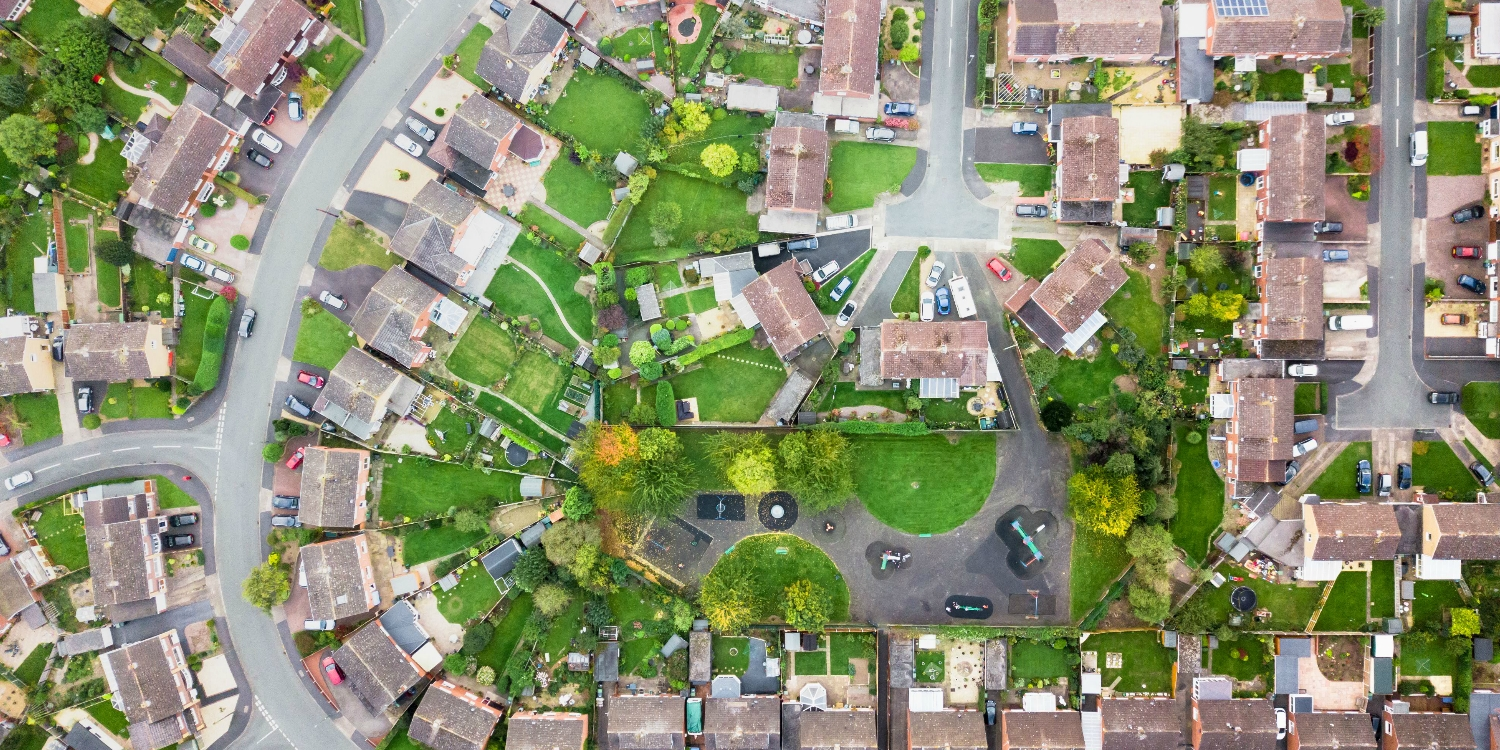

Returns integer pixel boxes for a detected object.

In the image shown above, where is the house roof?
[333,622,425,710]
[1058,116,1120,202]
[1289,713,1377,750]
[161,33,227,96]
[208,0,316,94]
[409,682,503,750]
[102,636,186,724]
[351,267,439,365]
[130,104,232,216]
[314,347,422,440]
[606,695,685,750]
[300,534,375,621]
[879,321,990,386]
[86,518,153,606]
[0,559,35,620]
[1390,713,1475,750]
[1429,504,1500,560]
[1195,699,1276,750]
[1233,378,1296,461]
[298,447,368,529]
[817,0,880,97]
[800,710,877,750]
[1308,503,1402,560]
[740,260,828,358]
[1003,711,1086,750]
[1207,0,1347,57]
[0,336,47,397]
[64,322,167,382]
[705,697,780,750]
[910,711,987,750]
[1012,0,1164,58]
[64,723,115,750]
[476,1,566,100]
[509,712,589,750]
[445,95,520,170]
[1260,257,1323,341]
[1101,699,1180,750]
[764,124,829,214]
[1031,239,1128,333]
[391,180,475,278]
[1263,114,1326,222]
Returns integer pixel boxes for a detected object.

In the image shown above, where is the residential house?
[430,95,547,193]
[0,334,55,397]
[1380,708,1474,750]
[1252,243,1324,360]
[1003,238,1128,353]
[127,103,240,226]
[877,320,993,398]
[1418,503,1500,579]
[476,1,569,104]
[532,0,586,26]
[605,696,686,750]
[732,260,829,360]
[1288,712,1377,750]
[1001,711,1086,750]
[761,112,829,236]
[313,348,423,441]
[389,181,521,293]
[100,632,204,750]
[0,555,41,632]
[1007,0,1172,63]
[299,534,380,624]
[705,697,781,750]
[298,447,372,529]
[80,480,167,613]
[161,33,229,97]
[1222,378,1296,489]
[333,620,429,711]
[63,724,114,750]
[63,322,172,382]
[1203,0,1351,59]
[1257,114,1326,225]
[351,267,448,368]
[0,0,31,23]
[1190,698,1275,750]
[1299,502,1401,580]
[1101,698,1181,750]
[801,711,878,750]
[813,0,881,119]
[409,681,503,750]
[509,711,589,750]
[910,711,988,750]
[1055,115,1121,224]
[208,0,326,111]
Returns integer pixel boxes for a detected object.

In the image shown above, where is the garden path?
[505,257,586,345]
[77,133,98,166]
[475,386,571,442]
[106,62,178,113]
[534,201,606,248]
[1452,415,1500,465]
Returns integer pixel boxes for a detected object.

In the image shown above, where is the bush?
[676,327,756,366]
[812,421,930,436]
[231,235,250,250]
[81,414,100,429]
[189,297,231,394]
[656,381,677,427]
[263,442,285,462]
[461,622,495,654]
[199,203,217,218]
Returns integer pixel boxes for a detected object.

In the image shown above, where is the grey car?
[1015,204,1048,218]
[865,127,896,142]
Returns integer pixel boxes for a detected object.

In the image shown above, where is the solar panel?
[1214,0,1269,17]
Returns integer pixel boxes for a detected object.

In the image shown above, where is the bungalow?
[1004,238,1128,354]
[705,697,781,750]
[100,632,204,750]
[812,0,881,120]
[802,711,878,750]
[1101,698,1181,750]
[298,447,371,529]
[732,260,829,360]
[299,534,380,623]
[1055,115,1121,224]
[313,348,423,441]
[333,620,430,711]
[64,322,172,382]
[207,0,327,106]
[80,479,167,614]
[1001,711,1086,750]
[760,112,829,236]
[1298,502,1402,580]
[1007,0,1172,63]
[877,320,995,397]
[476,1,569,105]
[510,711,589,750]
[409,681,503,750]
[127,103,240,225]
[0,333,55,397]
[1418,503,1500,579]
[1223,378,1297,489]
[1288,712,1377,750]
[430,95,547,193]
[1203,0,1350,60]
[605,696,685,750]
[390,181,521,293]
[1380,707,1474,750]
[1252,243,1324,361]
[351,267,452,368]
[1257,114,1326,225]
[1190,697,1275,750]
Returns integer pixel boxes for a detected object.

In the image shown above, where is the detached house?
[1223,378,1297,489]
[1288,712,1377,750]
[297,447,371,529]
[313,348,423,441]
[1418,503,1500,579]
[510,711,589,750]
[80,480,167,614]
[1203,0,1351,60]
[1004,238,1128,354]
[1299,501,1402,580]
[333,620,431,711]
[1257,114,1326,225]
[760,112,829,236]
[476,1,568,105]
[430,95,547,193]
[351,267,459,368]
[1055,115,1121,224]
[299,534,380,624]
[813,0,881,119]
[876,320,994,398]
[127,103,240,228]
[1252,243,1324,360]
[409,681,503,750]
[208,0,326,117]
[605,696,686,750]
[733,260,829,360]
[63,322,172,382]
[0,333,55,397]
[100,632,204,750]
[390,181,521,293]
[1007,0,1172,63]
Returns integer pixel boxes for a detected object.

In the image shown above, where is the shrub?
[812,421,930,436]
[676,328,756,366]
[230,234,250,250]
[189,297,231,394]
[81,414,100,429]
[199,203,217,218]
[263,442,285,462]
[656,381,677,427]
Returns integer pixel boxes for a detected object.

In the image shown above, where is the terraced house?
[604,696,686,750]
[408,681,503,750]
[1100,698,1181,750]
[1202,0,1351,60]
[1251,242,1324,360]
[1298,501,1403,580]
[79,480,168,614]
[761,112,830,235]
[208,0,327,117]
[1417,502,1500,579]
[389,180,522,293]
[1257,114,1326,225]
[1223,377,1296,490]
[1006,0,1172,63]
[813,0,881,119]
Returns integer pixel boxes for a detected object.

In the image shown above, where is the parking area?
[1319,244,1368,301]
[272,434,316,497]
[1424,300,1486,337]
[973,126,1050,165]
[1426,235,1491,295]
[310,265,381,327]
[234,121,300,197]
[752,229,872,275]
[352,143,438,203]
[1325,327,1374,359]
[1322,176,1370,243]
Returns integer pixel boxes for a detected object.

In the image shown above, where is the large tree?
[541,519,602,568]
[1067,465,1141,537]
[631,428,695,517]
[783,579,829,631]
[533,582,573,617]
[242,563,290,611]
[0,114,54,167]
[698,554,759,633]
[700,143,739,177]
[577,423,694,519]
[109,0,157,39]
[706,431,776,498]
[96,236,135,267]
[777,430,854,511]
[511,546,551,592]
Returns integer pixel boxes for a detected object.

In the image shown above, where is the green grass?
[26,498,85,570]
[541,69,651,156]
[663,287,720,317]
[475,392,569,455]
[1180,372,1209,407]
[849,433,996,534]
[670,3,720,80]
[914,650,944,683]
[666,111,771,170]
[728,49,800,86]
[609,583,678,674]
[18,0,81,43]
[175,289,215,381]
[111,50,187,106]
[1464,382,1500,438]
[517,205,586,250]
[542,159,613,227]
[15,643,50,684]
[62,201,92,273]
[615,172,758,263]
[484,263,582,346]
[1011,238,1068,280]
[328,0,365,45]
[101,383,131,420]
[1208,175,1237,222]
[1469,65,1500,87]
[1123,171,1171,228]
[292,307,354,370]
[975,163,1053,197]
[1412,441,1482,499]
[829,632,875,677]
[320,221,398,271]
[309,37,363,90]
[1173,423,1225,565]
[1327,63,1356,88]
[542,596,586,660]
[1427,121,1482,176]
[475,593,532,674]
[713,533,850,622]
[5,211,47,313]
[98,385,169,421]
[1103,269,1163,353]
[507,238,593,339]
[501,350,570,416]
[67,138,130,204]
[447,316,520,386]
[826,142,917,212]
[1084,630,1175,693]
[154,476,197,509]
[379,458,524,520]
[890,248,927,314]
[427,406,475,456]
[1256,69,1306,101]
[435,564,503,624]
[1370,560,1395,620]
[454,24,493,89]
[655,263,683,290]
[794,648,829,675]
[102,74,150,121]
[8,393,61,445]
[1412,580,1466,624]
[1010,639,1073,681]
[814,384,908,412]
[1046,352,1127,408]
[1070,528,1129,620]
[814,249,874,314]
[668,340,787,423]
[610,26,661,62]
[713,636,750,675]
[1305,442,1373,499]
[1401,638,1459,677]
[85,701,130,735]
[1295,382,1327,415]
[1184,564,1325,631]
[1211,635,1271,685]
[128,256,173,315]
[1472,439,1496,474]
[620,637,662,677]
[95,235,123,309]
[1314,570,1368,631]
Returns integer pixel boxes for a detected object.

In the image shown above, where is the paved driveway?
[311,264,385,326]
[973,127,1049,165]
[343,191,408,236]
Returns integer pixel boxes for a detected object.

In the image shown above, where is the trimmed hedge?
[501,425,544,454]
[811,420,930,436]
[656,381,676,427]
[676,327,755,367]
[189,296,231,394]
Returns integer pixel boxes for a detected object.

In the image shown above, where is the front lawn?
[814,249,874,313]
[542,159,613,227]
[435,563,503,624]
[1084,630,1175,694]
[1010,639,1074,682]
[890,247,928,314]
[1295,382,1327,415]
[1304,442,1373,499]
[667,340,787,423]
[67,138,130,204]
[175,289,215,381]
[849,433,996,534]
[1426,121,1482,176]
[309,37,362,90]
[328,0,365,44]
[1412,440,1481,499]
[1464,382,1500,438]
[711,533,850,621]
[826,142,917,212]
[1011,238,1067,280]
[975,163,1053,197]
[1208,175,1237,222]
[663,287,720,317]
[292,306,354,370]
[1256,69,1305,101]
[8,393,61,445]
[101,384,170,420]
[729,49,800,86]
[1103,269,1164,353]
[320,221,398,271]
[540,69,651,156]
[1122,170,1171,228]
[446,316,520,386]
[1173,423,1224,565]
[615,172,758,263]
[379,458,524,520]
[1182,564,1324,631]
[454,24,493,89]
[1314,570,1367,631]
[1070,530,1130,619]
[24,500,87,571]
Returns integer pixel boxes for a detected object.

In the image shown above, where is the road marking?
[1395,45,1399,65]
[36,464,58,472]
[194,446,218,451]
[72,453,98,461]
[153,445,181,449]
[112,447,139,453]
[253,697,299,750]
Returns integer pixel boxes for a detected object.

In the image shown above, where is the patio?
[411,70,482,125]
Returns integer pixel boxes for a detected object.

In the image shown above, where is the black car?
[784,237,819,251]
[272,495,300,510]
[985,699,997,725]
[1430,391,1461,404]
[162,534,194,549]
[1475,461,1497,487]
[944,595,993,620]
[1015,204,1048,218]
[1398,463,1413,490]
[1312,221,1343,234]
[488,0,511,15]
[1355,459,1373,494]
[1293,418,1319,434]
[884,101,916,116]
[285,395,312,418]
[1453,205,1486,223]
[50,335,63,361]
[1459,274,1486,294]
[169,513,197,527]
[244,147,273,169]
[1282,460,1299,485]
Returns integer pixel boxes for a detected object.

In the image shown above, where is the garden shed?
[520,476,545,497]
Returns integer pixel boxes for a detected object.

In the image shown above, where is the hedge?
[656,381,676,427]
[811,420,930,436]
[501,425,544,454]
[189,296,231,394]
[676,327,756,367]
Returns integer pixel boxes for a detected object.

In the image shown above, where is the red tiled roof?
[765,125,829,213]
[817,0,880,97]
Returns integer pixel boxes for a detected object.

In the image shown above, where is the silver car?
[865,127,895,142]
[405,117,437,142]
[925,260,946,287]
[251,128,283,154]
[3,471,32,491]
[811,261,841,284]
[180,253,209,274]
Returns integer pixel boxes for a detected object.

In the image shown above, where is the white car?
[920,294,935,322]
[3,471,32,491]
[1324,112,1355,127]
[925,260,946,287]
[824,214,857,230]
[394,133,424,157]
[405,117,437,142]
[188,235,216,254]
[206,264,235,284]
[251,128,283,154]
[837,301,857,327]
[1292,438,1319,458]
[1288,364,1319,377]
[319,290,347,310]
[811,261,841,284]
[180,253,209,274]
[1275,709,1288,740]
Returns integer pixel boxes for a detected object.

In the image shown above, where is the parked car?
[298,371,326,388]
[206,264,234,284]
[829,276,853,302]
[1459,274,1486,294]
[1311,221,1342,234]
[0,534,11,556]
[885,101,916,116]
[1378,473,1393,497]
[305,619,335,632]
[1015,204,1048,218]
[188,235,216,254]
[180,254,209,275]
[865,127,895,142]
[169,513,197,527]
[272,495,300,510]
[162,534,194,549]
[925,260,946,287]
[1398,463,1413,490]
[320,420,339,433]
[1282,460,1300,485]
[785,237,819,252]
[239,308,257,338]
[3,471,32,491]
[1356,459,1373,494]
[1325,112,1355,126]
[285,449,306,472]
[811,261,841,284]
[1453,245,1482,258]
[824,214,856,230]
[1275,709,1288,741]
[1328,314,1373,330]
[488,0,511,15]
[1011,121,1039,135]
[287,92,304,121]
[285,396,312,419]
[1288,364,1318,377]
[244,147,273,169]
[1321,249,1349,262]
[985,699,997,726]
[76,386,92,414]
[1292,438,1318,457]
[1293,418,1319,434]
[920,294,935,322]
[405,117,437,142]
[251,128,283,154]
[935,286,951,316]
[393,133,424,157]
[987,258,1012,281]
[836,301,857,327]
[319,290,347,310]
[321,656,344,684]
[1442,313,1470,325]
[1429,391,1461,404]
[1476,461,1497,486]
[1453,205,1486,223]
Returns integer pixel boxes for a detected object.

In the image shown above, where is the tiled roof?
[1308,503,1402,561]
[879,321,989,386]
[1429,504,1500,560]
[409,682,503,750]
[0,336,46,397]
[333,622,424,710]
[1289,712,1377,750]
[86,519,152,606]
[161,33,227,96]
[351,267,439,365]
[1195,699,1276,750]
[1031,239,1127,333]
[800,711,877,750]
[390,181,477,285]
[740,260,828,359]
[314,347,420,435]
[0,559,34,620]
[445,95,520,170]
[208,0,315,94]
[764,124,829,214]
[300,534,375,621]
[64,322,168,381]
[298,447,368,529]
[605,695,685,750]
[1390,714,1475,750]
[1011,0,1164,58]
[1263,114,1326,222]
[130,104,232,216]
[508,712,589,750]
[1233,378,1296,461]
[476,2,566,100]
[1207,0,1347,57]
[1058,116,1120,202]
[102,636,185,724]
[1259,257,1323,341]
[705,698,780,750]
[1101,699,1180,750]
[1003,711,1086,750]
[910,711,987,750]
[817,0,880,97]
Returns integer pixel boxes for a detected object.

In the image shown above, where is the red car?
[0,434,12,448]
[297,371,325,389]
[262,109,276,126]
[1454,246,1482,259]
[986,257,1012,282]
[321,656,343,685]
[286,448,305,470]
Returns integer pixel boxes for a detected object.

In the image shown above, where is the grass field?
[8,393,61,445]
[1011,238,1068,280]
[454,24,493,89]
[1371,560,1396,620]
[671,3,721,80]
[435,563,503,624]
[1103,269,1164,353]
[1084,630,1175,693]
[616,172,758,262]
[542,159,614,227]
[1010,640,1074,681]
[1173,423,1224,565]
[827,142,917,212]
[1123,171,1171,228]
[292,307,353,370]
[1412,441,1482,499]
[814,249,875,314]
[309,37,362,90]
[729,49,800,86]
[85,701,130,735]
[320,221,398,271]
[1427,122,1482,176]
[1305,442,1373,499]
[1314,570,1368,631]
[711,533,850,622]
[541,597,585,662]
[1469,65,1500,87]
[849,433,996,534]
[975,163,1053,197]
[502,351,570,416]
[379,458,524,520]
[1209,175,1237,222]
[663,287,720,317]
[668,340,787,422]
[25,500,87,571]
[1464,382,1500,438]
[507,238,593,338]
[1047,351,1127,409]
[446,317,520,386]
[18,0,78,42]
[1411,580,1465,624]
[1070,528,1129,620]
[68,138,130,204]
[484,262,585,346]
[541,69,651,156]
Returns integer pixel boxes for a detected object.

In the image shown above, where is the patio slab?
[353,144,439,202]
[411,71,481,125]
[1117,105,1184,164]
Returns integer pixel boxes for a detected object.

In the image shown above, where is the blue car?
[935,286,951,315]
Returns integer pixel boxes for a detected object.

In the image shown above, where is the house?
[313,348,423,441]
[801,711,878,750]
[476,1,569,104]
[704,697,780,750]
[430,95,547,194]
[1203,0,1351,59]
[208,0,325,102]
[1288,712,1377,750]
[732,260,829,360]
[1006,0,1172,63]
[80,480,167,613]
[532,0,586,26]
[299,534,380,623]
[0,555,41,633]
[1003,238,1128,354]
[99,632,204,750]
[696,252,759,304]
[1101,698,1181,750]
[509,711,589,750]
[1190,698,1275,750]
[1299,502,1401,580]
[1478,4,1500,58]
[128,103,240,224]
[390,181,521,292]
[0,0,31,23]
[297,447,371,529]
[1257,114,1326,224]
[761,112,829,235]
[63,723,114,750]
[605,696,685,750]
[409,681,503,750]
[812,0,881,119]
[351,267,448,368]
[1252,244,1324,360]
[1417,503,1500,579]
[910,711,988,750]
[878,320,994,397]
[63,322,172,382]
[727,84,781,113]
[1001,711,1086,750]
[1055,115,1121,224]
[1223,378,1296,489]
[161,33,229,97]
[1380,708,1474,750]
[0,334,55,397]
[333,620,429,711]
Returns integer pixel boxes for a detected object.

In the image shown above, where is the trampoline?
[1230,586,1257,612]
[505,442,530,467]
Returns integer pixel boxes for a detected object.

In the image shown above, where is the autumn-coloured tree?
[1067,465,1141,537]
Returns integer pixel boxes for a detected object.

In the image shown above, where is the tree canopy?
[777,430,854,511]
[1067,465,1141,537]
[0,115,54,167]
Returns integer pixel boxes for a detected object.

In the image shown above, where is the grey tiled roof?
[0,336,45,397]
[409,683,502,750]
[445,96,519,171]
[351,267,438,366]
[63,323,164,382]
[606,696,686,750]
[704,697,780,750]
[1289,712,1376,750]
[86,519,152,606]
[102,636,186,724]
[130,104,232,217]
[313,347,421,440]
[476,2,565,100]
[208,0,316,94]
[1101,699,1180,750]
[0,560,34,620]
[300,535,374,621]
[333,622,424,710]
[297,447,367,529]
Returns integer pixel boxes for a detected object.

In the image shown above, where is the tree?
[656,380,677,427]
[475,666,496,685]
[512,546,551,592]
[110,0,157,38]
[698,555,759,632]
[0,114,53,167]
[1189,244,1224,276]
[1453,608,1482,637]
[700,143,739,177]
[578,423,640,511]
[777,430,854,511]
[453,509,488,533]
[1209,291,1244,321]
[562,486,594,520]
[1040,400,1074,431]
[1361,6,1386,27]
[52,18,109,75]
[0,75,28,109]
[627,171,651,204]
[728,445,776,498]
[242,563,290,611]
[1126,523,1176,563]
[295,75,329,110]
[505,649,536,695]
[533,582,573,616]
[1067,465,1141,537]
[650,201,683,247]
[1128,585,1172,623]
[593,343,620,366]
[1150,493,1178,522]
[262,442,285,462]
[81,414,100,430]
[43,74,102,112]
[1024,350,1059,389]
[630,339,658,369]
[461,622,495,655]
[739,150,758,173]
[1183,293,1212,320]
[542,519,602,567]
[672,99,710,134]
[783,579,829,631]
[631,428,695,517]
[1104,452,1136,478]
[70,103,105,135]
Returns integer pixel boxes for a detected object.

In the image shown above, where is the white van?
[833,119,860,134]
[1328,314,1374,331]
[1411,130,1429,167]
[824,214,857,230]
[756,242,781,257]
